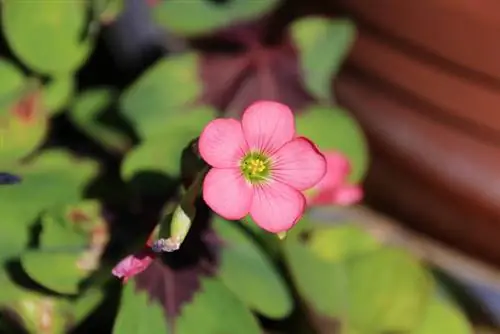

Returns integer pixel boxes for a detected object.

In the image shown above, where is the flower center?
[240,152,270,183]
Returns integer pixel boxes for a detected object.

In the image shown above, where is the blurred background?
[0,0,499,333]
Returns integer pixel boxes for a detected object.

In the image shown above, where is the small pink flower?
[199,100,327,233]
[307,152,363,206]
[112,240,155,283]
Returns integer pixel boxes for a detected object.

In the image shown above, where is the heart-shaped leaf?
[113,281,169,334]
[43,76,75,116]
[2,1,92,74]
[345,248,434,333]
[284,238,346,317]
[296,105,368,182]
[413,298,472,334]
[176,278,261,334]
[121,106,214,179]
[308,224,380,262]
[70,89,132,154]
[291,17,356,102]
[0,83,49,164]
[11,294,79,333]
[0,150,98,262]
[152,0,281,37]
[20,201,110,294]
[20,251,89,295]
[120,53,203,140]
[39,201,108,251]
[213,217,293,319]
[0,268,29,306]
[0,58,25,99]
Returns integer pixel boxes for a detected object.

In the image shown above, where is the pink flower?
[112,240,155,283]
[199,100,327,233]
[306,152,363,206]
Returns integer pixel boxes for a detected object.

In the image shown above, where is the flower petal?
[112,250,155,281]
[271,137,326,190]
[314,152,351,191]
[332,185,364,205]
[203,168,253,220]
[250,181,306,233]
[242,100,295,154]
[199,118,248,168]
[310,185,363,206]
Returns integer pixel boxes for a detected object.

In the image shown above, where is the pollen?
[240,152,271,183]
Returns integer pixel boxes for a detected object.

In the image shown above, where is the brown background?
[331,0,500,266]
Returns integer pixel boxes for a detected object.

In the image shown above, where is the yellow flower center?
[240,152,271,183]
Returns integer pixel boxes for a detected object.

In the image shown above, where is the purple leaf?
[133,216,221,327]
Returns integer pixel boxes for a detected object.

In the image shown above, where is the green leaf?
[177,278,261,334]
[39,200,108,251]
[0,84,49,164]
[2,1,92,74]
[12,295,73,333]
[120,53,203,139]
[296,105,368,182]
[308,225,380,262]
[153,0,281,37]
[70,89,132,153]
[213,217,293,319]
[284,239,346,316]
[93,0,125,24]
[0,58,25,99]
[43,76,75,115]
[345,248,433,333]
[0,268,29,305]
[20,251,88,295]
[292,17,356,102]
[0,150,98,262]
[121,106,214,178]
[71,289,105,325]
[113,281,169,334]
[413,298,472,334]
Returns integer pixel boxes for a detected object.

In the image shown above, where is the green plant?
[0,1,474,334]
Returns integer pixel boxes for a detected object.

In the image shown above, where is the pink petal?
[310,185,363,206]
[271,137,326,191]
[199,118,248,168]
[241,100,295,154]
[331,185,364,205]
[112,251,154,281]
[203,168,253,220]
[315,152,351,191]
[250,181,306,233]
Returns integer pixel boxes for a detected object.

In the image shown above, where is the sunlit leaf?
[346,248,434,333]
[176,278,261,334]
[213,217,293,318]
[292,17,356,101]
[296,105,368,182]
[70,89,132,153]
[21,251,88,295]
[121,105,214,179]
[43,76,74,116]
[0,151,98,262]
[413,298,472,334]
[2,1,92,74]
[12,295,73,333]
[153,0,281,37]
[308,225,380,262]
[113,281,169,334]
[120,53,203,139]
[0,81,48,164]
[284,239,346,316]
[93,0,125,24]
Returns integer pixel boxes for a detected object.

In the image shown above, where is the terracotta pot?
[331,0,500,266]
